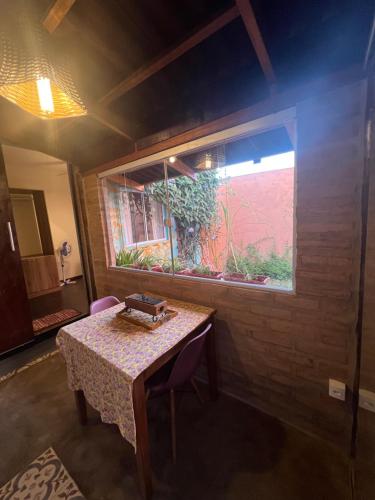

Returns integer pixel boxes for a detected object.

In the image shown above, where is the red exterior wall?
[203,167,294,270]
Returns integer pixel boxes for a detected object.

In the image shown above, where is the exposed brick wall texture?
[82,80,367,452]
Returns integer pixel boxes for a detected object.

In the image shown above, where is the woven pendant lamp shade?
[0,3,86,120]
[195,145,226,170]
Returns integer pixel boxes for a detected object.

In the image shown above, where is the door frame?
[0,144,34,355]
[0,145,95,359]
[9,188,54,256]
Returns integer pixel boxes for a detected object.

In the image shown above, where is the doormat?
[0,447,85,499]
[33,309,81,334]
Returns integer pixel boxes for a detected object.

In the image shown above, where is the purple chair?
[146,322,212,463]
[90,295,120,315]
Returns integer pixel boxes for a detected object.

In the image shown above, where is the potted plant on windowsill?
[251,275,270,284]
[116,248,143,268]
[176,264,222,280]
[221,272,269,285]
[132,253,156,270]
[151,264,164,273]
[151,258,185,274]
[116,248,156,270]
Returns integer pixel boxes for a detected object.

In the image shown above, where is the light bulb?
[36,78,54,113]
[168,156,176,163]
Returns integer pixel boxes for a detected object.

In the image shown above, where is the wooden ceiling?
[0,0,373,171]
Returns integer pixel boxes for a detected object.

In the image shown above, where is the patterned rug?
[0,447,85,499]
[33,309,81,334]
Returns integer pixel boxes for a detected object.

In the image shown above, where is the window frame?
[125,189,167,246]
[100,107,297,293]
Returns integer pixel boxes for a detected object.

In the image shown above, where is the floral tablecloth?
[56,297,214,450]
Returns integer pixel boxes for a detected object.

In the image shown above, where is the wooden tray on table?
[116,307,178,331]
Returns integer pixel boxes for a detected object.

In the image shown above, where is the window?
[101,115,296,290]
[103,170,173,272]
[126,191,165,245]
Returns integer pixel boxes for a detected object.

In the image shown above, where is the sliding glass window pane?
[102,124,295,290]
[103,167,173,272]
[167,127,295,289]
[215,148,294,289]
[128,191,147,243]
[164,158,222,280]
[148,197,165,241]
[140,162,175,274]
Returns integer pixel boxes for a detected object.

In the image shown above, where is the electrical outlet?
[359,389,375,413]
[329,379,346,401]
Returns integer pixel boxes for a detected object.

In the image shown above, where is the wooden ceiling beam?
[57,107,134,142]
[43,2,134,142]
[85,65,362,177]
[167,158,196,181]
[89,106,133,141]
[63,17,129,73]
[98,6,240,106]
[43,0,76,34]
[107,174,144,191]
[235,0,276,88]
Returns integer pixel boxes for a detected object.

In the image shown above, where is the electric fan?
[59,241,76,286]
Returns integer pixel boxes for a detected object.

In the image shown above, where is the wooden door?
[0,145,33,353]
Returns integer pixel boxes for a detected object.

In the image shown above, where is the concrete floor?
[0,277,89,371]
[0,334,57,377]
[0,350,352,500]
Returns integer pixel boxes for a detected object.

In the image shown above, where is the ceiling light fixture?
[0,2,86,120]
[36,78,54,114]
[195,145,226,170]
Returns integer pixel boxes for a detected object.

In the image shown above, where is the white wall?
[11,194,43,256]
[3,145,82,280]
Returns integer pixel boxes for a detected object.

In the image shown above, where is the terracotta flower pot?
[129,263,149,270]
[176,269,222,280]
[151,265,164,273]
[222,272,270,285]
[251,275,270,284]
[176,269,193,276]
[190,270,222,280]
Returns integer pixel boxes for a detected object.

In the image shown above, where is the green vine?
[146,170,220,264]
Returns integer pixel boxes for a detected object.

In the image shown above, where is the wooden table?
[57,298,217,499]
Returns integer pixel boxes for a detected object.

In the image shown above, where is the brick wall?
[82,80,367,452]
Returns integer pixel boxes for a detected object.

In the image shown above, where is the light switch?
[359,389,375,413]
[329,379,346,401]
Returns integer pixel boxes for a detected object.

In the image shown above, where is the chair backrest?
[90,295,120,315]
[167,323,212,389]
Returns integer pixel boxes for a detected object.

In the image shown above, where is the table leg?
[74,390,87,425]
[206,320,218,401]
[133,377,152,500]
